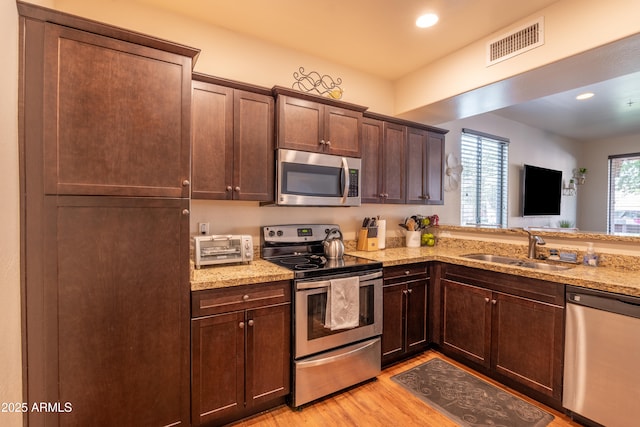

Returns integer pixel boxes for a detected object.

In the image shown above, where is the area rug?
[391,358,554,427]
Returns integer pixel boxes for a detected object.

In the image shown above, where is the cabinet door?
[277,95,324,152]
[382,123,407,204]
[406,127,428,204]
[324,106,362,157]
[382,283,406,363]
[441,279,492,368]
[32,196,190,426]
[425,132,445,205]
[192,311,246,426]
[43,24,192,197]
[361,118,384,203]
[234,90,275,201]
[406,279,428,352]
[491,292,564,400]
[245,303,291,408]
[191,81,234,199]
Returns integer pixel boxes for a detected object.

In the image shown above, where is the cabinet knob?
[182,209,189,216]
[402,290,408,295]
[242,295,249,301]
[234,186,240,192]
[239,322,245,329]
[491,299,497,305]
[384,193,389,198]
[485,297,490,303]
[405,270,410,275]
[182,179,190,187]
[407,289,413,294]
[379,193,385,198]
[248,320,254,327]
[226,186,232,191]
[319,140,326,145]
[325,140,331,147]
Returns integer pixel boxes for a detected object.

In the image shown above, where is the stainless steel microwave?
[276,149,361,206]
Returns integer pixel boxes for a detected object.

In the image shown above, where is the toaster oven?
[193,235,253,268]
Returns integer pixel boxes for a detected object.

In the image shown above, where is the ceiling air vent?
[487,17,544,66]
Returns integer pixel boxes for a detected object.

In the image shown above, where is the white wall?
[1,0,22,425]
[578,133,640,232]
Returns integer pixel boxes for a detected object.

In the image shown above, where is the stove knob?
[268,230,275,237]
[277,230,283,237]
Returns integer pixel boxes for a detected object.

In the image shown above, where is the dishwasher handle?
[567,291,640,320]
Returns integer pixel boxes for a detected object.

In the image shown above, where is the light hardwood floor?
[231,350,582,427]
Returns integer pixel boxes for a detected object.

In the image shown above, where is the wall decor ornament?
[444,153,463,192]
[292,67,343,99]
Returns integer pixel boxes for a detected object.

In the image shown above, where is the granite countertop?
[190,246,640,297]
[190,259,293,291]
[347,246,640,297]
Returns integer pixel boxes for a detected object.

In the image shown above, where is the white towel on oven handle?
[325,276,360,330]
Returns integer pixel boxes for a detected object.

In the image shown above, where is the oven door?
[276,149,361,206]
[294,271,382,359]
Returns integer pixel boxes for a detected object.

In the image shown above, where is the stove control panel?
[262,224,340,244]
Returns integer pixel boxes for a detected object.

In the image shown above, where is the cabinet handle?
[384,193,389,198]
[239,322,245,329]
[248,320,254,327]
[485,297,490,303]
[319,140,326,145]
[182,209,189,216]
[325,140,331,147]
[234,186,240,192]
[226,186,232,192]
[491,299,497,305]
[242,295,249,301]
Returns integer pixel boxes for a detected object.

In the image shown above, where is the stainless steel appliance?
[261,224,383,407]
[275,149,361,206]
[193,234,253,268]
[563,286,640,427]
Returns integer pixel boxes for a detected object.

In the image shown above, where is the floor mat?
[390,358,554,427]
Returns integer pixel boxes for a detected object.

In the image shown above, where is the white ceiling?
[136,0,640,141]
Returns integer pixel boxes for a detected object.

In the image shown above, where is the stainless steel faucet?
[525,229,545,258]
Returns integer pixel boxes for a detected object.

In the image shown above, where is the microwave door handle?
[340,157,349,205]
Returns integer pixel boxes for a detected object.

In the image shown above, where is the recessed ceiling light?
[416,13,439,28]
[576,92,594,100]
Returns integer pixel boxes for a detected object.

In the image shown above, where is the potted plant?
[574,168,587,185]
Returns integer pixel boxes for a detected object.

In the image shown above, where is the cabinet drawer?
[192,280,291,318]
[384,263,429,284]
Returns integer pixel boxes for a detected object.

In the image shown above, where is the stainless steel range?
[261,224,383,408]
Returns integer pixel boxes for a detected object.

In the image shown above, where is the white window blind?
[608,153,640,234]
[460,129,509,227]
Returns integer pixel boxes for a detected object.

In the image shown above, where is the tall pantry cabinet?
[18,3,199,426]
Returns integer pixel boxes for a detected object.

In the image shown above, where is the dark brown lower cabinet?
[191,281,291,426]
[438,264,565,407]
[382,263,429,366]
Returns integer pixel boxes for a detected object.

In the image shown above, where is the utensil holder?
[406,230,421,247]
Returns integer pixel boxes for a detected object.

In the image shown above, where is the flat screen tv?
[522,164,562,216]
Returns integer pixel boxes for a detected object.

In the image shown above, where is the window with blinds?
[460,129,509,227]
[608,153,640,234]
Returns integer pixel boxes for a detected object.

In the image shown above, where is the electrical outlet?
[199,222,209,235]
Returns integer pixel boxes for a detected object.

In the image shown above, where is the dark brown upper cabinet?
[191,75,274,201]
[41,22,194,198]
[406,128,445,205]
[273,86,366,157]
[361,115,406,203]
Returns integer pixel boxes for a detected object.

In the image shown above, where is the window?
[608,153,640,235]
[460,129,509,227]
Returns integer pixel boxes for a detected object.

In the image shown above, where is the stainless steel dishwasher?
[563,286,640,427]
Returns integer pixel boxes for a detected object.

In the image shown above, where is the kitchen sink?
[462,253,574,271]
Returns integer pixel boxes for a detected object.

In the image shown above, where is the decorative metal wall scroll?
[292,67,343,99]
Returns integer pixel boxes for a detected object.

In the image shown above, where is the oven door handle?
[296,271,382,290]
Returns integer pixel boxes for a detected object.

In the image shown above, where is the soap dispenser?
[583,242,598,267]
